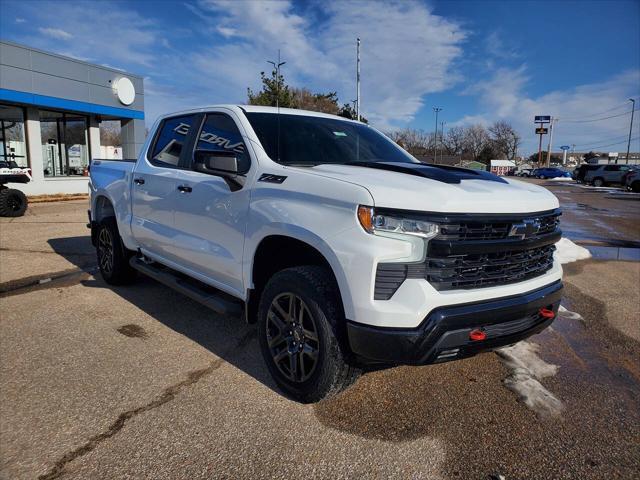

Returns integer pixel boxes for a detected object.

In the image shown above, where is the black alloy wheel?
[265,292,320,383]
[97,227,114,276]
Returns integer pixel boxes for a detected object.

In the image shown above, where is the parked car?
[573,164,600,183]
[583,164,633,187]
[89,106,563,402]
[531,167,570,179]
[625,169,640,192]
[515,168,534,177]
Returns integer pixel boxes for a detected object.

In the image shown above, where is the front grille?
[425,245,555,291]
[437,212,560,241]
[373,209,561,299]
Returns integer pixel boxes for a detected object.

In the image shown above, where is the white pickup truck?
[89,105,563,402]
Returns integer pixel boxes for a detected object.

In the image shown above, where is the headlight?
[357,206,439,239]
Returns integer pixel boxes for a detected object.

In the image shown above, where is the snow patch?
[549,177,573,181]
[558,305,584,321]
[555,237,592,264]
[497,341,564,418]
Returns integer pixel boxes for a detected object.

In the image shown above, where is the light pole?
[626,98,635,164]
[267,50,286,109]
[356,38,361,122]
[433,107,442,162]
[440,121,446,163]
[267,51,286,161]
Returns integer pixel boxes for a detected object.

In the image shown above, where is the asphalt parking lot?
[1,181,639,480]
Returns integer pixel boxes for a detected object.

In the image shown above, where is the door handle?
[133,178,145,185]
[177,185,192,193]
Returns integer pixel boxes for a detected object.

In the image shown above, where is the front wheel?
[258,266,360,403]
[96,217,137,285]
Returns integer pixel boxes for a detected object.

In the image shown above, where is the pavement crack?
[38,329,255,480]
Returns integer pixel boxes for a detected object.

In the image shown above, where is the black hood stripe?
[346,162,508,184]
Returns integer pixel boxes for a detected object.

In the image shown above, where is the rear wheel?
[593,177,605,187]
[0,188,27,217]
[96,217,137,285]
[258,266,360,403]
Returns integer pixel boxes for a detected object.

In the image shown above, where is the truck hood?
[301,163,559,213]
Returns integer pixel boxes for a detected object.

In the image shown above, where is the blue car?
[531,167,571,179]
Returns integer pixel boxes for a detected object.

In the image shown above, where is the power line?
[575,136,640,150]
[574,133,635,148]
[562,110,633,123]
[561,96,640,121]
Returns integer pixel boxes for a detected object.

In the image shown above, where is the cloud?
[195,0,467,129]
[454,65,640,153]
[15,17,25,23]
[38,27,73,40]
[19,2,161,67]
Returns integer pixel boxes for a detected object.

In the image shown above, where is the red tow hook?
[469,329,487,341]
[539,307,556,319]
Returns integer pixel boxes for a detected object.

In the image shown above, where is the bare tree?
[442,126,466,156]
[463,124,489,161]
[387,128,432,156]
[488,120,520,160]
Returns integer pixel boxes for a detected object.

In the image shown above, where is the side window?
[149,115,196,168]
[603,165,616,171]
[195,113,250,173]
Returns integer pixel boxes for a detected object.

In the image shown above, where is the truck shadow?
[47,235,279,396]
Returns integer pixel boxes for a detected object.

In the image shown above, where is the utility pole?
[433,107,442,162]
[356,38,361,122]
[546,117,556,166]
[626,98,635,164]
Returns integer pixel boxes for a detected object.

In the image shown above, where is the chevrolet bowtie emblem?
[509,219,541,239]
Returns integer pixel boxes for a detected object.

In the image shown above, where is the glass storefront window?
[40,110,90,177]
[0,104,28,168]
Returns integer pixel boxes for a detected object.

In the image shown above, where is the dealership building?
[0,40,145,195]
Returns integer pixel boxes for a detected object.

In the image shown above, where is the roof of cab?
[156,104,360,124]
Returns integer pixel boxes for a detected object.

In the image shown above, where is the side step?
[129,257,243,317]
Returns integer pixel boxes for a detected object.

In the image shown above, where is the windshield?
[244,112,418,166]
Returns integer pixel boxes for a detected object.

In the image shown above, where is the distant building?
[489,159,516,176]
[414,154,462,166]
[460,160,486,171]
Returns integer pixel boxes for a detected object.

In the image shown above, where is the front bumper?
[347,280,562,366]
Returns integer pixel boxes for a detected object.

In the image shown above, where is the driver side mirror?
[193,150,239,176]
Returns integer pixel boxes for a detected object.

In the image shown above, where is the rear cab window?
[148,115,197,168]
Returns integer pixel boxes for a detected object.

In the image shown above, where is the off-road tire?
[96,217,137,285]
[0,188,27,217]
[258,266,360,403]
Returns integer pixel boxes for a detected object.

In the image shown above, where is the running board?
[129,258,243,317]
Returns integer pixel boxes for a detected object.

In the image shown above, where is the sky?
[1,0,639,155]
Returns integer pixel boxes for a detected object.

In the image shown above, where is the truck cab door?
[131,114,198,263]
[170,111,253,298]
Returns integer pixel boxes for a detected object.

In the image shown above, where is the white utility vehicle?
[89,106,563,402]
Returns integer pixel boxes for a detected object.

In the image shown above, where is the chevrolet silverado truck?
[89,106,563,402]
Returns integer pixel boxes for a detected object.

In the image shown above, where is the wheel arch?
[246,233,351,325]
